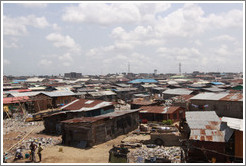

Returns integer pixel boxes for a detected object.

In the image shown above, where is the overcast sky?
[2,2,244,76]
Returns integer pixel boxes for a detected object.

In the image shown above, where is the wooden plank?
[6,127,36,152]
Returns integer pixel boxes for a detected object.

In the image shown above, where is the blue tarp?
[12,80,26,83]
[210,82,224,85]
[128,79,158,84]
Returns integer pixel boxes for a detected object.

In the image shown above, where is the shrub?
[166,119,173,125]
[162,119,173,125]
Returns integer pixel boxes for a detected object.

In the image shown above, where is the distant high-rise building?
[64,72,82,79]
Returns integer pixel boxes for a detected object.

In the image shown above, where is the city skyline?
[2,2,244,76]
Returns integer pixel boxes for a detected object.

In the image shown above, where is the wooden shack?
[139,106,185,122]
[43,99,115,134]
[61,109,139,148]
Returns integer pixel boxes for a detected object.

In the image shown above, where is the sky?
[2,2,244,76]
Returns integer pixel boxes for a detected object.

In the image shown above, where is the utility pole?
[128,62,130,74]
[179,62,181,75]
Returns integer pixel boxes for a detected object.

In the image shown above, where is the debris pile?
[3,119,42,135]
[127,145,183,163]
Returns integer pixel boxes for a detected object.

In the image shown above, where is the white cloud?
[3,59,11,65]
[62,3,171,25]
[3,15,49,36]
[206,9,243,29]
[210,35,236,42]
[59,53,73,62]
[19,3,47,8]
[39,59,53,66]
[52,23,62,31]
[3,38,19,48]
[46,33,81,53]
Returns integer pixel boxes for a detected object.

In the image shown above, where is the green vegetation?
[162,119,173,125]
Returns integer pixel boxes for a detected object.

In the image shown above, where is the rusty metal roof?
[190,92,243,101]
[220,93,243,101]
[139,106,182,114]
[131,98,156,105]
[61,109,140,124]
[3,96,31,104]
[186,111,225,142]
[60,99,114,111]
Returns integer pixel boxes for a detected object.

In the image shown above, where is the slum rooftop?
[61,109,140,124]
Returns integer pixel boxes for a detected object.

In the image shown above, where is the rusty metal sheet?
[186,111,225,142]
[220,93,243,101]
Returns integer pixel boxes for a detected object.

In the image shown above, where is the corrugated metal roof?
[3,96,31,104]
[186,111,225,142]
[132,98,156,105]
[89,91,116,97]
[221,117,243,131]
[202,87,226,92]
[163,88,193,95]
[61,109,139,123]
[41,91,75,97]
[61,99,113,111]
[190,92,228,101]
[220,93,243,101]
[26,77,45,82]
[10,91,43,97]
[115,88,137,92]
[190,92,243,101]
[139,106,181,114]
[129,79,158,84]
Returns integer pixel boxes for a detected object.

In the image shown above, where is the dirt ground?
[3,119,133,163]
[41,135,127,163]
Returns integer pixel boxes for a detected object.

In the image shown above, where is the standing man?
[37,143,43,162]
[29,142,37,162]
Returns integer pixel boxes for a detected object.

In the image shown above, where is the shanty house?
[221,117,243,162]
[41,91,77,108]
[113,88,138,102]
[162,88,195,100]
[139,106,185,122]
[43,99,114,134]
[189,92,243,119]
[182,111,229,163]
[131,98,158,109]
[5,92,52,113]
[61,109,139,148]
[85,91,117,101]
[3,96,31,118]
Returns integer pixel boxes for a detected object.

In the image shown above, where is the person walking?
[37,143,43,162]
[29,142,37,162]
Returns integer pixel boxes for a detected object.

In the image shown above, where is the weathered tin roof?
[202,87,226,92]
[9,91,43,97]
[131,98,156,105]
[41,91,75,97]
[61,109,140,124]
[60,99,114,111]
[190,92,243,101]
[163,88,193,95]
[128,79,158,84]
[220,93,243,101]
[221,117,243,131]
[3,96,31,104]
[139,106,182,114]
[186,111,225,142]
[88,91,116,97]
